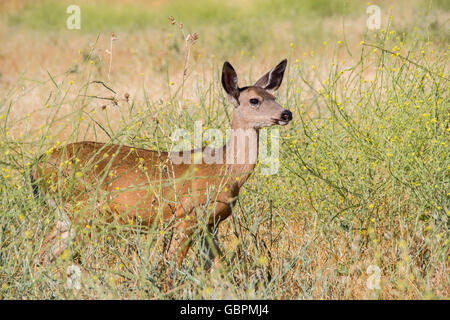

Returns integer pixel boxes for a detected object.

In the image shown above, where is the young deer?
[33,59,292,271]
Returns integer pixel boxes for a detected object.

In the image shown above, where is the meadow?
[0,0,448,299]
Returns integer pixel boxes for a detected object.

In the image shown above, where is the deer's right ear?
[254,59,287,92]
[222,61,240,107]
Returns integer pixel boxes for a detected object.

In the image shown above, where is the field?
[0,0,448,299]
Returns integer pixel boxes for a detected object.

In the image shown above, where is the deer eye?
[249,98,259,106]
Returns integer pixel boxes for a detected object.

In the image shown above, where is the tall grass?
[0,0,448,299]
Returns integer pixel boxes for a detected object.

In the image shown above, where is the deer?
[32,59,292,274]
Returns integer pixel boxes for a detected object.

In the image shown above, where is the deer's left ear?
[254,59,287,92]
[222,61,240,107]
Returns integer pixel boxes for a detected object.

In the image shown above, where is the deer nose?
[281,110,292,122]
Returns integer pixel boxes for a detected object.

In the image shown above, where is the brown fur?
[33,60,291,270]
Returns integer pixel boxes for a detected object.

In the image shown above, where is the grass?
[7,0,359,31]
[0,0,449,299]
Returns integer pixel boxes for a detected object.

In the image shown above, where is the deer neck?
[222,117,259,188]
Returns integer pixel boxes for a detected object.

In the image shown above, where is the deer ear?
[254,59,287,92]
[222,61,240,106]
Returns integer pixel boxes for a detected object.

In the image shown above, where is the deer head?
[221,59,292,130]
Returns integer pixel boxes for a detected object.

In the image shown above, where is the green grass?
[7,0,359,55]
[8,1,155,31]
[8,0,360,32]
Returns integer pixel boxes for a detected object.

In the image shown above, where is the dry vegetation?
[0,0,449,299]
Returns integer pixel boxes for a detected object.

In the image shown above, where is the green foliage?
[8,1,152,31]
[257,0,359,18]
[8,0,360,32]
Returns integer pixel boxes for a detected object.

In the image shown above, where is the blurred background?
[1,0,448,91]
[0,0,448,138]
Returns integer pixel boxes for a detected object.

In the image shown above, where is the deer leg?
[163,219,194,292]
[166,220,194,270]
[204,224,222,271]
[38,200,74,264]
